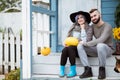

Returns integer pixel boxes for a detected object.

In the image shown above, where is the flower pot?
[113,42,120,55]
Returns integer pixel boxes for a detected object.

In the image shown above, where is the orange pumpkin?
[41,47,51,56]
[64,37,79,46]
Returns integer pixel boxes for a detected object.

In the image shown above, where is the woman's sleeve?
[86,26,93,42]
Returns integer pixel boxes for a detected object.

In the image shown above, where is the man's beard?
[93,16,100,24]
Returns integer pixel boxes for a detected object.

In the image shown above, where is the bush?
[115,2,120,27]
[5,68,20,80]
[20,29,22,40]
[0,27,4,33]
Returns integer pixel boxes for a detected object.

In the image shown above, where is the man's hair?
[89,8,98,13]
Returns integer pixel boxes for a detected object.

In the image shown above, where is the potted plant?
[113,2,120,55]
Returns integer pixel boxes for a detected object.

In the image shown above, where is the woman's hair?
[75,14,86,23]
[75,15,79,22]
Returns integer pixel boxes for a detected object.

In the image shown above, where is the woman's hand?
[62,43,68,47]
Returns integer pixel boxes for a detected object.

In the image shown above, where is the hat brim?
[70,11,91,24]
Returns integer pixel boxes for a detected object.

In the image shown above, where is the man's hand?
[79,41,84,44]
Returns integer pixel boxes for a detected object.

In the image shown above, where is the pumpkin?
[64,37,79,46]
[41,47,51,56]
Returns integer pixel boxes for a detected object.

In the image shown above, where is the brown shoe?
[79,66,93,78]
[98,67,106,79]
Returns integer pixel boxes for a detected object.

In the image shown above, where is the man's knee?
[97,43,106,51]
[77,43,84,50]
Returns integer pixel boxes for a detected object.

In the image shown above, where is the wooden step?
[32,75,120,80]
[32,54,120,78]
[33,54,116,66]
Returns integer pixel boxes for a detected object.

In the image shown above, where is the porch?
[31,54,120,80]
[21,0,120,79]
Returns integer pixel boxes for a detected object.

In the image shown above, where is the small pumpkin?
[41,47,51,56]
[64,37,79,46]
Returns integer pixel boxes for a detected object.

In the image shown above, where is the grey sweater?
[83,22,114,49]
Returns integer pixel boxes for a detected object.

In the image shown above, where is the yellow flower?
[113,27,120,40]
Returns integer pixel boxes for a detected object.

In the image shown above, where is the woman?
[59,11,93,78]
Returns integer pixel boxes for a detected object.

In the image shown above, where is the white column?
[22,0,32,79]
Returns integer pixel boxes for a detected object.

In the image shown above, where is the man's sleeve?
[83,24,112,46]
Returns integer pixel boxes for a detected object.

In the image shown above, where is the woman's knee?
[62,47,68,53]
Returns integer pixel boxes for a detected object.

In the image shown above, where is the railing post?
[9,34,15,70]
[16,34,20,68]
[0,33,3,74]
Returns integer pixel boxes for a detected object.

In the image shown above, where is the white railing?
[32,12,51,55]
[0,33,22,74]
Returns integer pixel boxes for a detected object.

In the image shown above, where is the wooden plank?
[16,34,20,68]
[38,13,44,48]
[102,7,116,14]
[4,33,9,73]
[32,13,38,56]
[101,0,118,29]
[33,55,116,66]
[102,0,118,2]
[10,34,15,70]
[102,1,118,8]
[43,14,50,47]
[32,30,38,56]
[32,64,120,77]
[102,14,114,21]
[32,75,120,80]
[31,5,56,16]
[0,33,3,73]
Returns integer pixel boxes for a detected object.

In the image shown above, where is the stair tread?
[32,75,120,80]
[33,54,117,66]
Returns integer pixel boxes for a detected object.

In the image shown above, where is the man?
[77,9,115,79]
